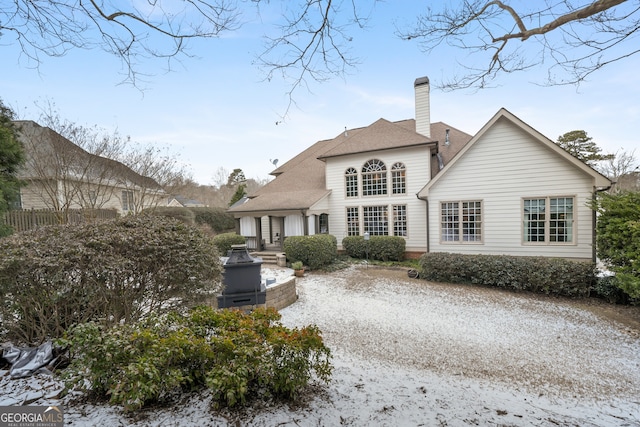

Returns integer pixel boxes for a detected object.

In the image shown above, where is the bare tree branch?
[1,0,241,86]
[398,0,640,90]
[255,0,373,117]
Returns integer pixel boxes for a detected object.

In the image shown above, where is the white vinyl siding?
[325,146,430,251]
[427,118,594,260]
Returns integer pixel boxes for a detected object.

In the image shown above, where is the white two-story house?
[228,77,611,262]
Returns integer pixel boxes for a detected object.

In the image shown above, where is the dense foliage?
[0,215,222,344]
[342,236,406,262]
[212,232,246,255]
[419,252,595,297]
[146,206,236,233]
[60,306,332,412]
[0,101,24,237]
[190,207,236,232]
[145,206,197,225]
[283,234,338,269]
[595,191,640,300]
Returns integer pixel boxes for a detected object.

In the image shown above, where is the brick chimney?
[414,76,431,138]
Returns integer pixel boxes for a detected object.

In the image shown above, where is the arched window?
[362,159,387,196]
[391,162,406,194]
[345,167,358,197]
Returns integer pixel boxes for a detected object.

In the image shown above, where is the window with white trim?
[362,159,387,196]
[391,162,406,194]
[363,205,388,236]
[440,201,482,243]
[346,207,360,236]
[318,213,329,234]
[393,204,407,237]
[122,190,135,212]
[524,197,574,243]
[345,167,358,197]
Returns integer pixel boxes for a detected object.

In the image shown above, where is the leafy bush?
[342,236,406,261]
[419,252,596,297]
[190,207,236,233]
[144,206,197,225]
[592,275,630,304]
[595,191,640,300]
[212,232,246,255]
[283,235,337,269]
[0,215,222,344]
[60,306,332,412]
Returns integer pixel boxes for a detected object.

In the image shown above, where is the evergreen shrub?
[419,252,595,297]
[60,306,332,411]
[283,234,338,269]
[342,236,406,261]
[212,232,246,255]
[0,215,222,344]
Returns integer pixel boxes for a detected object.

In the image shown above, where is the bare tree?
[2,0,241,85]
[17,118,127,223]
[116,143,189,213]
[398,0,640,89]
[596,148,639,191]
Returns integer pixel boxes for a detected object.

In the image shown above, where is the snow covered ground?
[2,265,639,426]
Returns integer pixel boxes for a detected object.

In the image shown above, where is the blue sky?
[1,2,638,184]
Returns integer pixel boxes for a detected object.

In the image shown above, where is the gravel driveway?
[6,265,639,426]
[269,265,640,427]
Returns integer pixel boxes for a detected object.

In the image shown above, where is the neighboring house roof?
[228,118,471,215]
[172,195,207,207]
[418,108,611,198]
[14,120,162,190]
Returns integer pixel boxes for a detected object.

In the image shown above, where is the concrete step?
[251,251,285,265]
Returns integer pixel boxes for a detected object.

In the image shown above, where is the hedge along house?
[228,77,611,261]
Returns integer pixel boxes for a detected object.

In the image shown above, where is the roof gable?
[418,108,611,198]
[318,118,433,159]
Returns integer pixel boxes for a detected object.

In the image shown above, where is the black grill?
[217,244,266,308]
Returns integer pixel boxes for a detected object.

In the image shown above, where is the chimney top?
[414,76,430,87]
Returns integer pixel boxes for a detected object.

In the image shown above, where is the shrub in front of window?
[419,252,595,297]
[212,232,246,255]
[0,215,222,344]
[283,234,338,269]
[60,306,333,412]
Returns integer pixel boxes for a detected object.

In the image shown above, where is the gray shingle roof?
[228,118,472,214]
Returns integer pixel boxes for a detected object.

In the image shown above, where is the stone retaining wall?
[265,277,297,311]
[211,277,298,312]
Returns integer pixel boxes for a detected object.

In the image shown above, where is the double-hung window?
[523,197,574,243]
[346,207,360,236]
[393,204,407,237]
[122,190,135,212]
[391,162,406,194]
[440,201,482,243]
[363,205,388,236]
[345,167,358,197]
[362,159,387,196]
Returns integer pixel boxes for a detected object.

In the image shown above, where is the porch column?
[254,217,262,251]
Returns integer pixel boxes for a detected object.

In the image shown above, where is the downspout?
[417,193,429,253]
